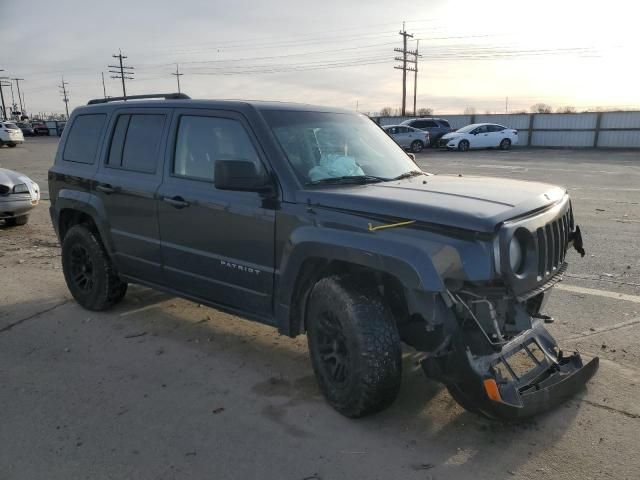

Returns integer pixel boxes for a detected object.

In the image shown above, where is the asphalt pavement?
[1,138,639,479]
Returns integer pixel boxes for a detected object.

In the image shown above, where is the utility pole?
[171,64,183,93]
[101,72,107,98]
[59,76,70,119]
[12,78,24,116]
[0,70,7,120]
[394,23,414,116]
[108,49,134,99]
[0,80,9,121]
[413,40,421,116]
[9,81,16,116]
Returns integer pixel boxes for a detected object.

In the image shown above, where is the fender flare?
[275,226,446,334]
[52,189,114,254]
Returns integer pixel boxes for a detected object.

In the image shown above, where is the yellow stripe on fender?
[367,220,416,232]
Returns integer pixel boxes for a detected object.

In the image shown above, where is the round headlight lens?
[509,236,524,273]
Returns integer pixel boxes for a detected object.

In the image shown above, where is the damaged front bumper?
[422,319,599,420]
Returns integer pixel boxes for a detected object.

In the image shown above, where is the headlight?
[509,236,524,273]
[12,183,29,194]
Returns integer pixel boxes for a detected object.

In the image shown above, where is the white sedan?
[439,123,518,151]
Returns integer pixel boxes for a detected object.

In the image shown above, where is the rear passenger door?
[157,109,275,318]
[94,108,172,281]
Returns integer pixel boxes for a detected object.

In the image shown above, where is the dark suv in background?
[48,93,597,421]
[401,117,453,146]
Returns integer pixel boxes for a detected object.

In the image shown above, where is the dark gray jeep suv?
[49,93,597,420]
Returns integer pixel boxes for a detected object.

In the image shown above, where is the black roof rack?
[87,93,191,105]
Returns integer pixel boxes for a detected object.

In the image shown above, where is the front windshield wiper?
[390,170,425,181]
[306,175,388,186]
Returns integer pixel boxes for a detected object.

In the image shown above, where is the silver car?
[0,168,40,226]
[382,125,430,153]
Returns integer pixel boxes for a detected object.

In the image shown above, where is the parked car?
[0,121,25,147]
[17,122,35,136]
[0,167,40,225]
[440,123,519,151]
[49,93,597,421]
[382,125,429,152]
[33,122,49,135]
[400,117,453,146]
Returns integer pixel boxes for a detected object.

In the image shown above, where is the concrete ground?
[1,137,639,480]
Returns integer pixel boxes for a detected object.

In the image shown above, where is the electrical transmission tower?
[108,49,134,99]
[12,78,25,116]
[394,23,417,116]
[59,76,70,119]
[171,64,183,93]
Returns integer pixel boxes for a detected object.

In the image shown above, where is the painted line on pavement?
[555,283,640,304]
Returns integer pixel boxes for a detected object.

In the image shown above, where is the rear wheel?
[306,275,402,418]
[4,215,29,226]
[500,138,512,150]
[7,143,17,148]
[410,140,424,153]
[458,140,470,152]
[61,224,127,311]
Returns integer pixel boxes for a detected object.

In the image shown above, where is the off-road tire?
[4,215,29,226]
[61,224,127,311]
[306,274,402,418]
[458,140,470,152]
[500,138,512,150]
[410,140,424,153]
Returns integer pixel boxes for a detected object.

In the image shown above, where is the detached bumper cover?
[422,319,599,420]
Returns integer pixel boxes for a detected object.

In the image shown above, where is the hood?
[441,132,461,140]
[299,175,566,233]
[0,168,25,188]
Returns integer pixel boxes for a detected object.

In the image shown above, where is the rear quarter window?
[63,114,107,164]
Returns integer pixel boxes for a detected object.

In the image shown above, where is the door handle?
[96,184,115,194]
[162,196,190,209]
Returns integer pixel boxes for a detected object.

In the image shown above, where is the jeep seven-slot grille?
[535,207,573,278]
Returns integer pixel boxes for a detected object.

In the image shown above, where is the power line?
[59,75,69,119]
[108,49,134,99]
[171,64,183,93]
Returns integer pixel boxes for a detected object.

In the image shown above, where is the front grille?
[535,207,573,278]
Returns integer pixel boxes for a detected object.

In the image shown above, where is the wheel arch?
[275,227,446,337]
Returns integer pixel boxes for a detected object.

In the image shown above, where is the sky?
[2,0,640,117]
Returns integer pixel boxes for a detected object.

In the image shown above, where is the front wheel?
[410,140,424,153]
[4,215,29,226]
[306,275,402,418]
[61,224,128,311]
[7,143,17,148]
[500,138,512,150]
[458,140,470,151]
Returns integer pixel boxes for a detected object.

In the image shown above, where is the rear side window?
[107,114,165,173]
[438,120,451,128]
[63,114,107,164]
[173,115,261,182]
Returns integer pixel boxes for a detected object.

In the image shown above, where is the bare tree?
[379,106,393,116]
[463,106,476,115]
[530,103,553,114]
[557,106,576,113]
[417,107,433,116]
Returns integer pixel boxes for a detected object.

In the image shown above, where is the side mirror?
[407,153,416,161]
[214,160,271,192]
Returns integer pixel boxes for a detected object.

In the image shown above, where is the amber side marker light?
[483,379,503,402]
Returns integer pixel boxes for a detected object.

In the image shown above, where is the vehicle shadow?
[106,286,583,478]
[4,287,583,479]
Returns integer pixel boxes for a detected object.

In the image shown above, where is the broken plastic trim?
[422,319,599,420]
